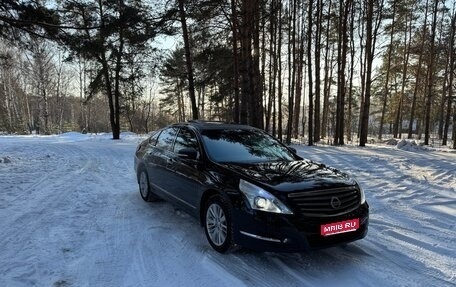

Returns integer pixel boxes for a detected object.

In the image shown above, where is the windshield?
[201,129,296,163]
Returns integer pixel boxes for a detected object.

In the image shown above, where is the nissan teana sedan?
[134,121,369,253]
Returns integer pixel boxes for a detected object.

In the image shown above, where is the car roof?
[173,120,259,131]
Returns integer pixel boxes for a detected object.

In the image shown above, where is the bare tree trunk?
[293,14,305,140]
[453,113,456,149]
[439,61,449,140]
[379,1,396,140]
[424,0,439,145]
[437,11,448,140]
[97,0,120,139]
[230,0,240,123]
[1,76,12,133]
[293,7,305,139]
[251,0,263,128]
[346,0,355,142]
[308,0,314,145]
[272,0,278,136]
[335,0,351,145]
[443,8,455,146]
[266,0,275,132]
[358,0,366,140]
[240,0,253,125]
[314,0,322,143]
[321,1,332,139]
[286,0,296,144]
[178,0,198,120]
[301,65,307,137]
[360,0,373,146]
[260,5,267,128]
[360,0,383,146]
[408,0,429,139]
[395,10,412,140]
[56,51,64,133]
[277,2,283,141]
[22,74,32,133]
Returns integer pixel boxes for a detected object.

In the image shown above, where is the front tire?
[138,169,159,202]
[204,195,235,253]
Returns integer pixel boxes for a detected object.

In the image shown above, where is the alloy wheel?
[139,171,149,198]
[206,203,228,246]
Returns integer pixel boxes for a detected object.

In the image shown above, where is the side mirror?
[288,147,297,154]
[178,148,198,160]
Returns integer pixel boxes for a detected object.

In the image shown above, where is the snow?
[396,139,426,152]
[0,134,455,287]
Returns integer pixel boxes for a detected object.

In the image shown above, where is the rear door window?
[173,128,199,153]
[156,127,178,151]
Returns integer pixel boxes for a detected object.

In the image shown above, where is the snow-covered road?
[0,133,454,287]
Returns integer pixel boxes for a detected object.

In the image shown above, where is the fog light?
[254,196,267,208]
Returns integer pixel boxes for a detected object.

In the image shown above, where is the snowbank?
[396,139,427,152]
[385,138,398,145]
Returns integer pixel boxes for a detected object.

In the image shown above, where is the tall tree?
[394,6,412,139]
[335,0,351,145]
[321,0,332,139]
[231,0,240,123]
[443,7,455,147]
[408,0,429,139]
[277,2,284,141]
[178,0,198,120]
[239,0,253,125]
[313,0,323,143]
[286,0,297,144]
[346,0,355,142]
[424,0,439,145]
[60,0,158,139]
[251,0,263,129]
[308,0,314,145]
[378,0,396,140]
[360,0,383,146]
[292,2,304,141]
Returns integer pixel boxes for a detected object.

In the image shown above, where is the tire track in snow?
[0,141,100,286]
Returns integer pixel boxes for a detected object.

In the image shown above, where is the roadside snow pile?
[396,139,427,151]
[121,131,137,136]
[120,131,141,141]
[58,131,143,142]
[385,138,398,145]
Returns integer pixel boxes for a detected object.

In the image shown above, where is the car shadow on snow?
[201,244,374,286]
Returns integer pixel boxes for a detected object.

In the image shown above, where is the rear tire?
[203,195,236,253]
[138,169,159,202]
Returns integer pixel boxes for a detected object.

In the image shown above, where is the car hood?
[221,160,356,193]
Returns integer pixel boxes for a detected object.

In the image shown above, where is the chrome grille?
[287,186,360,217]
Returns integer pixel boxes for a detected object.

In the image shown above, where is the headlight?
[358,183,366,204]
[239,179,293,214]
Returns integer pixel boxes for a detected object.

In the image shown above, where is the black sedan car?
[134,121,369,253]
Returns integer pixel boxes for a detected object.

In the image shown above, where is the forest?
[0,0,455,148]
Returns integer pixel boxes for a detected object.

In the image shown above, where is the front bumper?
[232,203,369,252]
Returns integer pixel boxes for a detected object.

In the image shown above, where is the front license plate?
[321,218,359,236]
